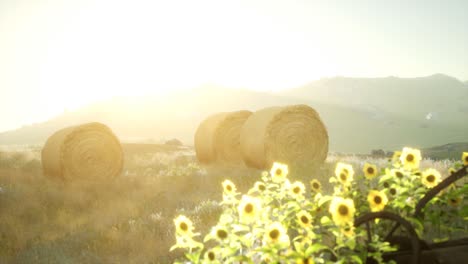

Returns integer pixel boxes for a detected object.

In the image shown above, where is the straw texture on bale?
[41,122,123,181]
[240,105,328,172]
[194,110,252,165]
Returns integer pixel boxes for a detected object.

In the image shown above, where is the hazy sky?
[1,0,467,132]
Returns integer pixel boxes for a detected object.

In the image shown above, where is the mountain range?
[1,74,467,154]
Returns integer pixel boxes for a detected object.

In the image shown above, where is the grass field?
[0,144,462,263]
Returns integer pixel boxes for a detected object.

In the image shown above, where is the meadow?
[0,144,465,263]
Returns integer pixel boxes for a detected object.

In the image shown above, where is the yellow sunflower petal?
[335,162,354,185]
[174,215,195,237]
[296,210,313,228]
[329,197,355,226]
[310,179,322,193]
[400,147,422,170]
[270,162,289,183]
[237,195,262,224]
[363,163,378,179]
[462,152,468,166]
[421,168,442,188]
[367,190,388,212]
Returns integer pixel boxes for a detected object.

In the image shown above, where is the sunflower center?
[180,222,188,231]
[244,203,254,213]
[390,188,397,195]
[269,229,280,240]
[303,258,310,264]
[300,215,309,224]
[395,171,403,178]
[427,175,435,183]
[259,184,265,191]
[338,205,349,216]
[276,168,282,175]
[226,185,232,191]
[374,195,382,204]
[340,173,347,181]
[367,167,374,174]
[406,154,414,162]
[208,251,215,261]
[293,187,301,194]
[312,182,320,189]
[216,229,228,239]
[450,198,457,203]
[383,182,390,188]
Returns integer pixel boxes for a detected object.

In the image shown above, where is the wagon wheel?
[384,165,468,242]
[354,211,421,264]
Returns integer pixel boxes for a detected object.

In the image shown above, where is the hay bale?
[240,104,328,173]
[194,110,252,165]
[41,122,123,181]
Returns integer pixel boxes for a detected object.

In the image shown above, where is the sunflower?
[335,162,354,186]
[363,163,378,179]
[421,168,442,188]
[310,179,322,193]
[210,225,229,242]
[387,185,398,197]
[263,222,290,248]
[171,234,203,251]
[390,168,405,180]
[329,197,356,226]
[222,179,237,195]
[341,224,355,238]
[296,257,315,264]
[448,167,456,175]
[289,181,306,199]
[391,151,402,166]
[296,210,313,229]
[367,190,388,212]
[448,196,462,207]
[237,195,262,224]
[174,215,195,237]
[203,249,220,263]
[400,147,422,170]
[270,162,289,183]
[254,181,266,193]
[462,152,468,166]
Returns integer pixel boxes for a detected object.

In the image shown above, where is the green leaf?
[294,241,304,252]
[345,238,356,250]
[318,195,333,207]
[379,174,393,183]
[305,243,328,255]
[350,255,363,264]
[320,216,332,225]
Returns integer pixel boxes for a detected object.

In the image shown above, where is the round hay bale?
[41,122,124,181]
[194,110,252,165]
[240,104,328,173]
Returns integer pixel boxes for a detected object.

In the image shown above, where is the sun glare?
[34,0,335,114]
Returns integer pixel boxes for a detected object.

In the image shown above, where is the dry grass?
[0,146,462,263]
[0,144,262,263]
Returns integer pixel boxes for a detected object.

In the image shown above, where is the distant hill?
[281,73,468,124]
[1,75,468,154]
[0,86,308,145]
[422,142,468,161]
